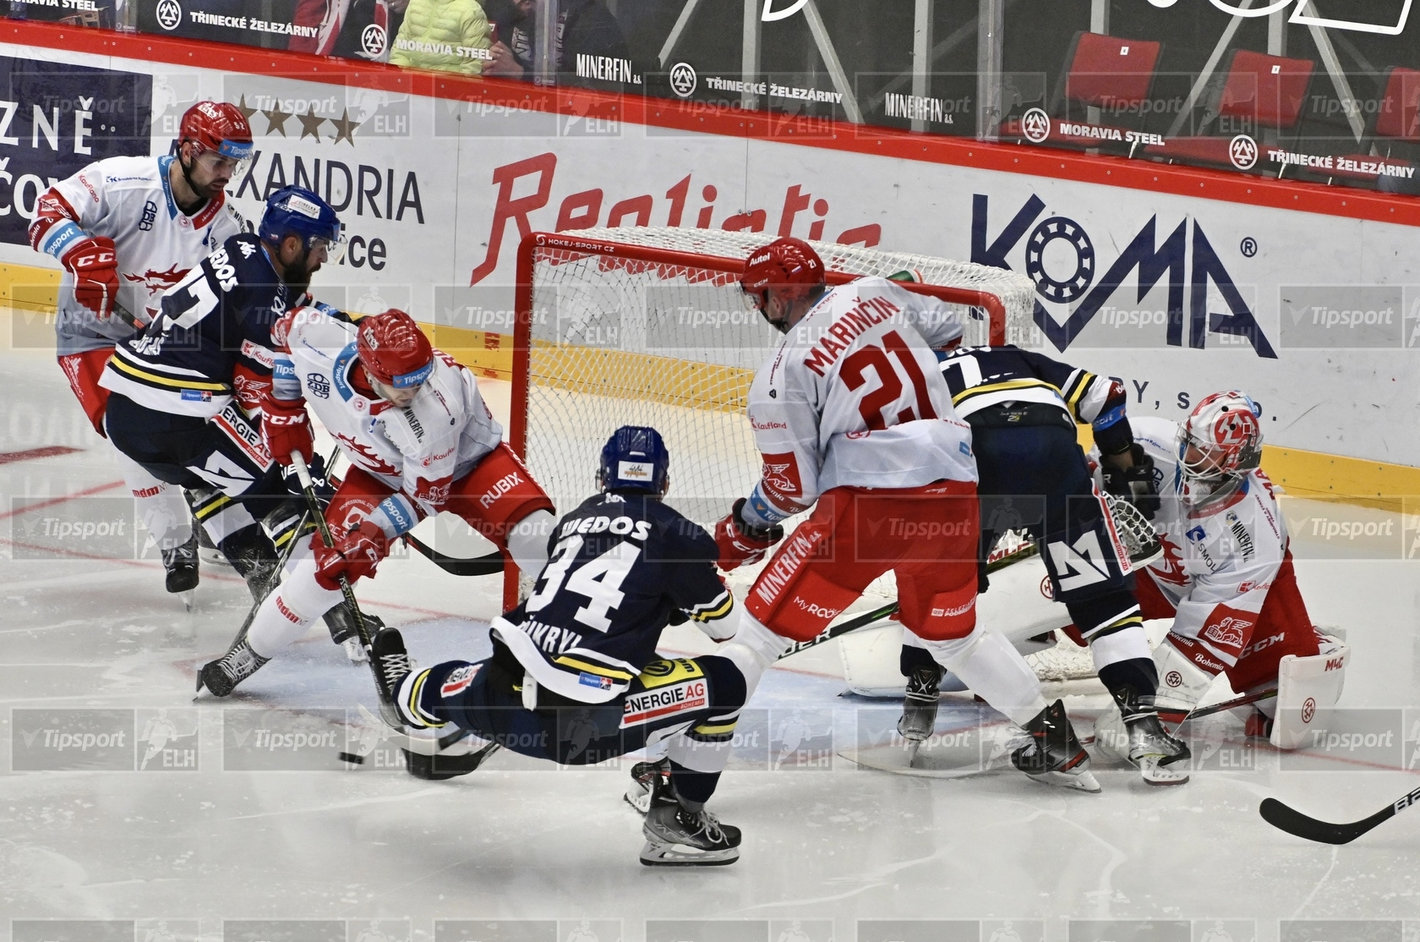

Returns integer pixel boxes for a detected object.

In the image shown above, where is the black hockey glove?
[1102,443,1161,519]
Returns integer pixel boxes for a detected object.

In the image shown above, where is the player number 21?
[840,330,938,429]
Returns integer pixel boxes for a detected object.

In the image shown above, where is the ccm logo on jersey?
[622,680,708,726]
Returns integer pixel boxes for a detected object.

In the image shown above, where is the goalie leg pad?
[1152,635,1224,721]
[1270,634,1350,750]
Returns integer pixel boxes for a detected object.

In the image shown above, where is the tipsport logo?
[971,193,1277,358]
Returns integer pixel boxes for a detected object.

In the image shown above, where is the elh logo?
[971,193,1276,357]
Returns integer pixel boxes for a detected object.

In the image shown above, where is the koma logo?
[971,194,1277,358]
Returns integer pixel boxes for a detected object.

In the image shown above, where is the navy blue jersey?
[100,232,288,418]
[939,344,1132,452]
[493,492,735,704]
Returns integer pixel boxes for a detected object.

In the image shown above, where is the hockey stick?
[113,299,145,332]
[291,453,398,715]
[400,531,505,576]
[1260,783,1420,845]
[1078,689,1279,746]
[194,463,336,695]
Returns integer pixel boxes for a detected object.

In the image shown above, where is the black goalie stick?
[1259,783,1420,845]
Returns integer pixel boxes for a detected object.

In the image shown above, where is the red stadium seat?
[999,31,1164,157]
[1140,48,1315,174]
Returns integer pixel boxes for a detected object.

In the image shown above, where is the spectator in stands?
[388,0,491,74]
[290,0,410,61]
[483,0,634,89]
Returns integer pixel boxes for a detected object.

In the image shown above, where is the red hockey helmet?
[740,237,825,328]
[1176,390,1263,485]
[178,101,254,164]
[357,309,434,389]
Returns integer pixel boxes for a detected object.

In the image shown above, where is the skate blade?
[180,588,196,612]
[904,739,923,768]
[342,637,368,664]
[1136,757,1191,786]
[638,840,739,867]
[1026,767,1102,793]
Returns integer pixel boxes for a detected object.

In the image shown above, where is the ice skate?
[162,531,199,608]
[897,665,942,739]
[1010,699,1100,793]
[624,756,671,814]
[1097,687,1191,785]
[221,527,280,602]
[323,603,384,664]
[197,639,269,697]
[367,626,419,728]
[640,777,741,867]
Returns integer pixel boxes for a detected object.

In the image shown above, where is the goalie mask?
[740,237,825,333]
[357,309,434,389]
[1176,391,1263,491]
[598,425,670,494]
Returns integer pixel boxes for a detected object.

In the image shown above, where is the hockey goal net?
[509,227,1091,683]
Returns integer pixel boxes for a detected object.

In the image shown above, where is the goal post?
[507,226,1041,614]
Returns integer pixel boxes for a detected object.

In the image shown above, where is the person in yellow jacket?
[389,0,491,75]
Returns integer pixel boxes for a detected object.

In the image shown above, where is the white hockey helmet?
[1176,390,1263,487]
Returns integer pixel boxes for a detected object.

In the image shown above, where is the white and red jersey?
[1130,415,1292,667]
[29,155,247,356]
[275,306,503,518]
[743,276,973,523]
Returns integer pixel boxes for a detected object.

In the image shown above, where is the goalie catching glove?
[60,235,120,319]
[714,498,784,571]
[1102,443,1161,519]
[314,519,390,589]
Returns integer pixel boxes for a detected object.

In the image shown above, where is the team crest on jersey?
[306,373,331,398]
[440,665,479,697]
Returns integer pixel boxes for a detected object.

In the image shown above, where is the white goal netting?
[512,227,1089,682]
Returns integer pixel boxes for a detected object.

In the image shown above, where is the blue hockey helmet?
[259,186,345,260]
[598,426,670,493]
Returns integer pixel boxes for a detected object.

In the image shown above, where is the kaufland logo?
[971,193,1277,358]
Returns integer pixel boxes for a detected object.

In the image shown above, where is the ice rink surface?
[2,341,1419,942]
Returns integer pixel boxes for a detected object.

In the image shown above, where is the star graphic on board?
[235,95,258,123]
[262,102,293,136]
[297,107,325,141]
[330,107,360,146]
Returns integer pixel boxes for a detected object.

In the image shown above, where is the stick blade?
[1259,797,1368,845]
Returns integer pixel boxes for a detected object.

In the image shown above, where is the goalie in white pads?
[712,237,1098,792]
[198,306,557,696]
[378,427,753,866]
[1093,391,1348,752]
[898,345,1189,784]
[28,101,256,600]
